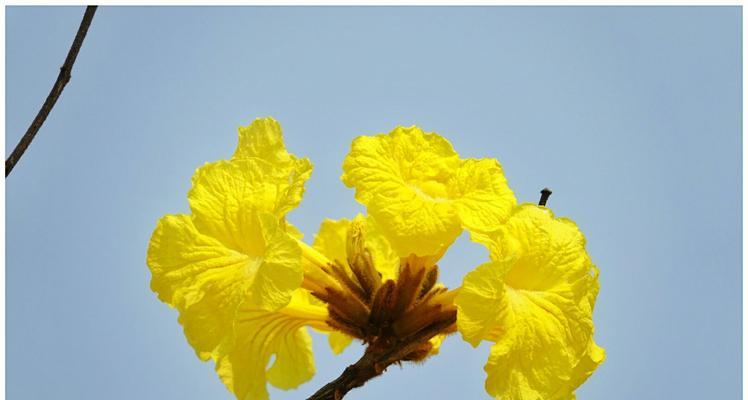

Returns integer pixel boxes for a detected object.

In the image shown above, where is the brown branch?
[5,6,98,177]
[307,315,456,400]
[306,348,384,400]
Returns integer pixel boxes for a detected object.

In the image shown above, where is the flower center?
[298,219,457,361]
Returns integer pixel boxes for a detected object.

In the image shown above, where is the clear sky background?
[6,6,741,400]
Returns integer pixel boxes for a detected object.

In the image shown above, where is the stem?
[306,349,384,400]
[538,187,552,206]
[6,6,98,177]
[307,313,456,400]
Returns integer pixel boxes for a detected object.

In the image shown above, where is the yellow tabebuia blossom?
[455,204,604,400]
[341,126,516,257]
[148,117,325,399]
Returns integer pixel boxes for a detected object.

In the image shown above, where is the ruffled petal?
[368,189,461,257]
[147,208,304,360]
[276,156,313,216]
[341,126,463,256]
[189,156,311,251]
[250,212,304,311]
[551,339,605,399]
[189,159,283,248]
[232,117,313,217]
[147,214,252,358]
[215,291,326,400]
[482,283,590,399]
[449,158,516,232]
[341,126,460,204]
[148,214,248,310]
[454,260,511,348]
[233,117,293,164]
[457,204,603,399]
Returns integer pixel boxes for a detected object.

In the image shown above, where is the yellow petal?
[147,209,304,361]
[341,126,463,256]
[368,188,461,257]
[276,156,313,217]
[148,214,246,310]
[428,334,447,356]
[189,157,311,245]
[362,216,402,281]
[550,339,606,399]
[250,212,305,311]
[233,117,293,164]
[341,126,460,204]
[232,117,314,217]
[468,230,502,261]
[312,218,349,267]
[312,214,399,280]
[216,290,325,400]
[328,331,354,355]
[189,159,282,246]
[450,158,516,232]
[341,126,516,257]
[456,204,603,399]
[147,214,248,358]
[282,220,305,240]
[454,260,512,348]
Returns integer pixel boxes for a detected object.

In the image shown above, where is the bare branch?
[6,6,98,177]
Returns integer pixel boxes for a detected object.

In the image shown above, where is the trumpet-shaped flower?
[341,126,516,257]
[147,117,324,399]
[455,204,604,400]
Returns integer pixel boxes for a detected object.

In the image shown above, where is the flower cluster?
[147,117,604,400]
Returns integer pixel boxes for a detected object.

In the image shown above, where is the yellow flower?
[341,126,516,257]
[455,204,604,400]
[147,117,325,399]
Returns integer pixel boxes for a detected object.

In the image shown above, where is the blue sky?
[6,6,741,399]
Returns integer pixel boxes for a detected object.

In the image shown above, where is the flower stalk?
[307,304,456,400]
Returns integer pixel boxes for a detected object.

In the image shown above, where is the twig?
[306,348,384,400]
[307,315,455,400]
[539,187,552,206]
[5,6,98,177]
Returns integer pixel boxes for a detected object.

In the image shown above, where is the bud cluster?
[310,221,457,362]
